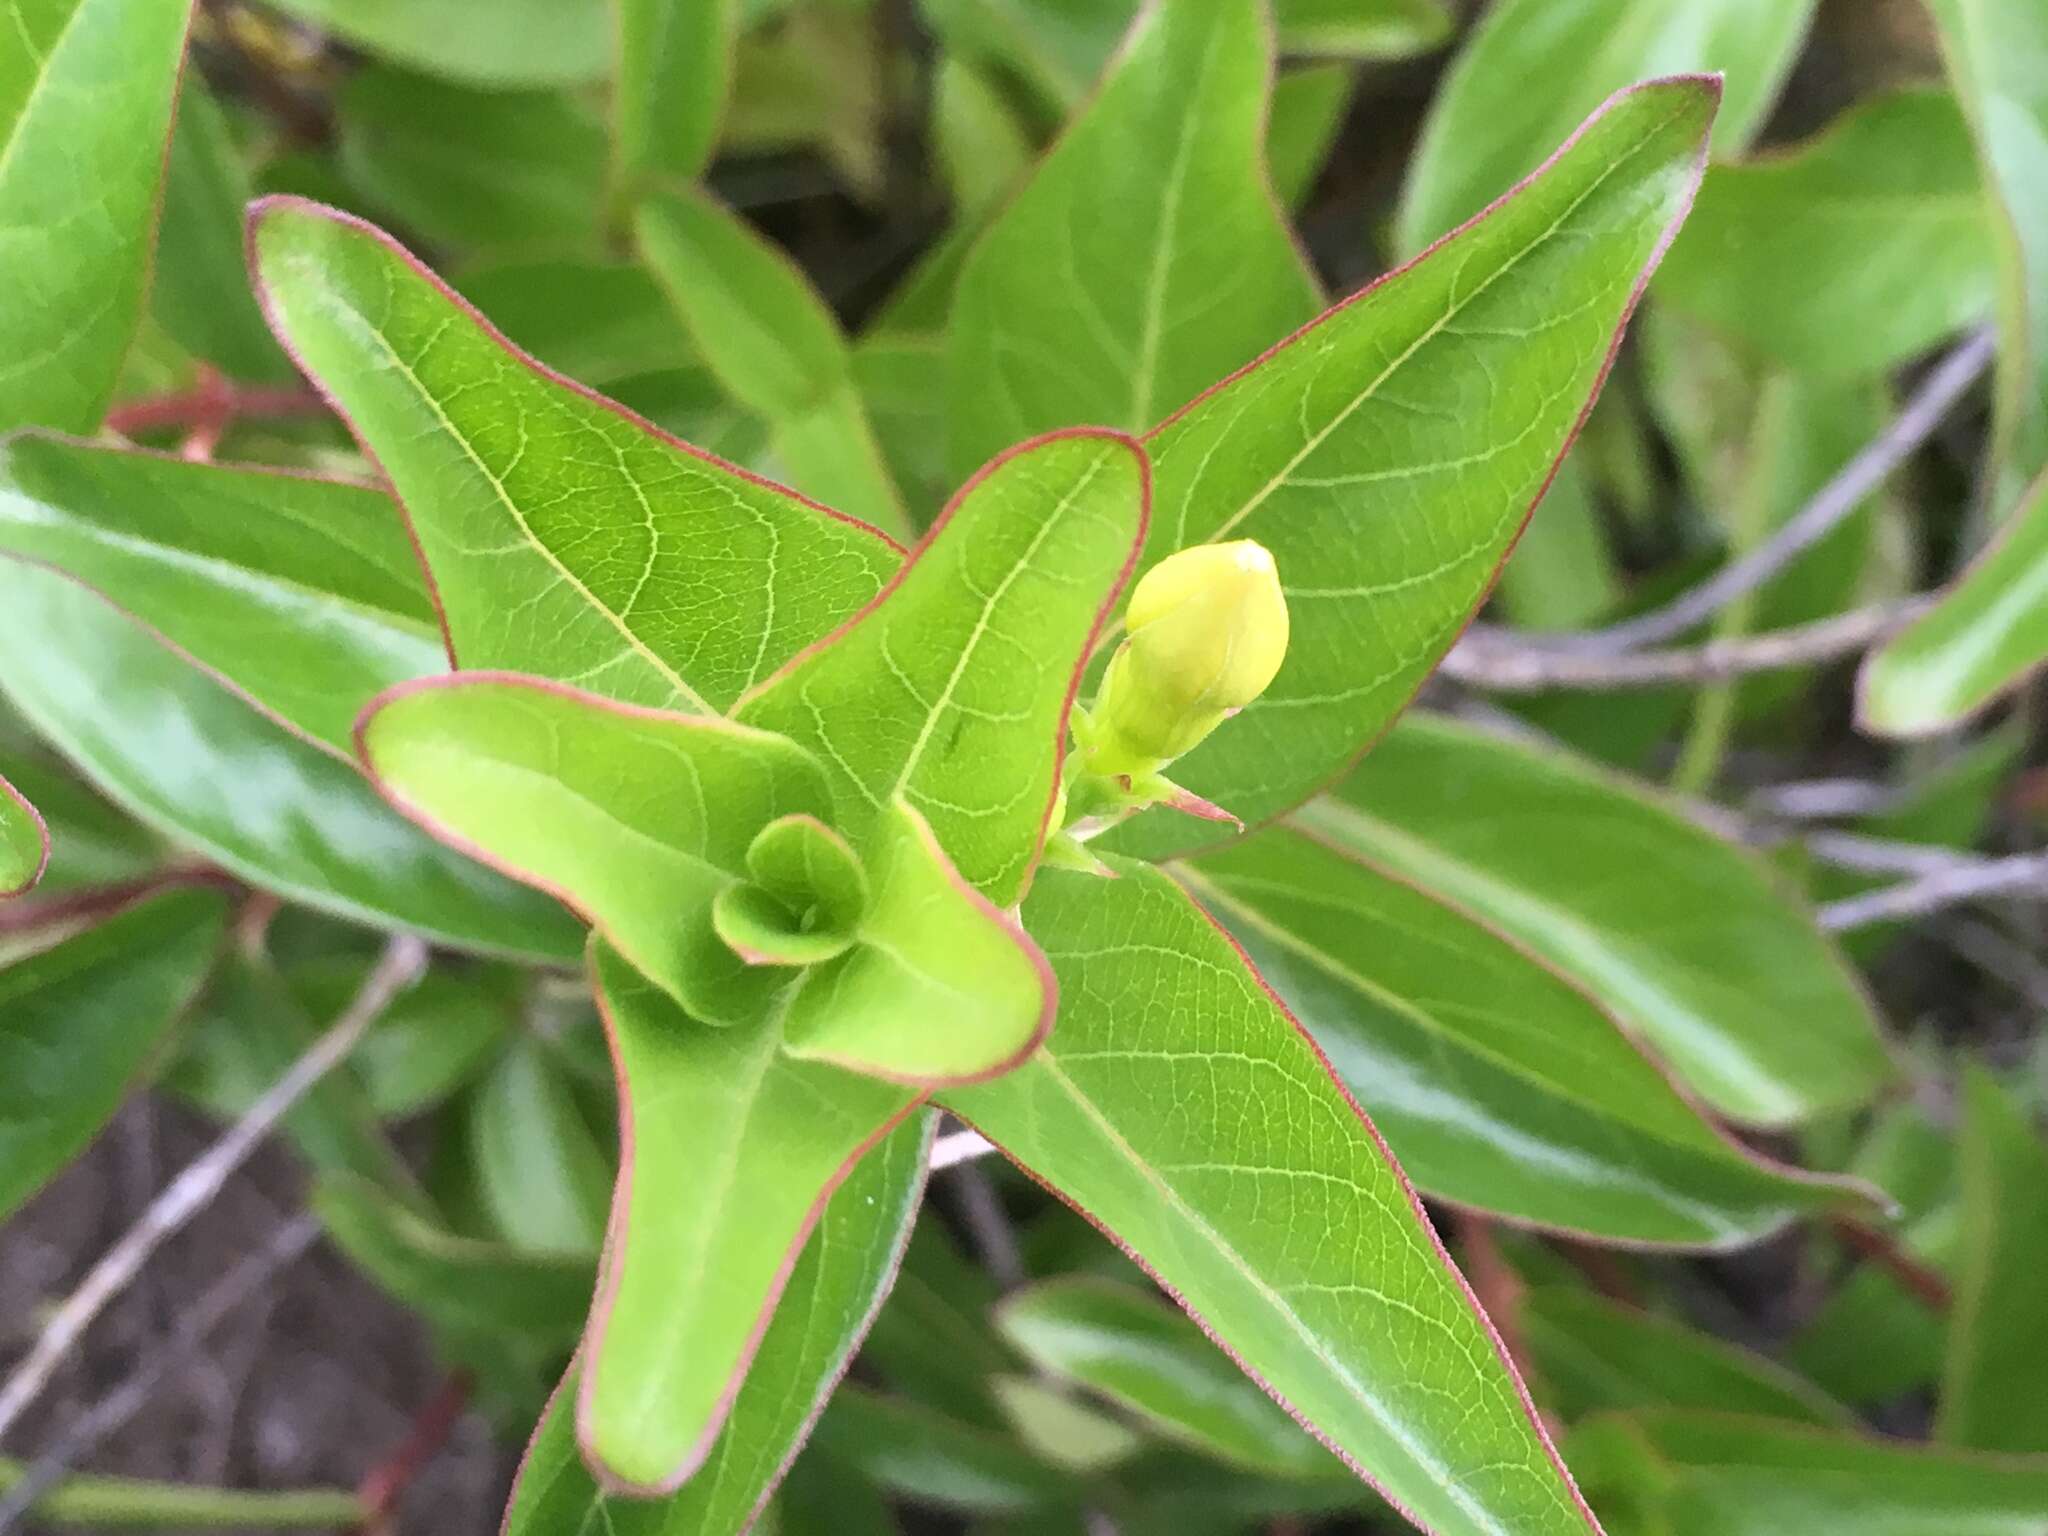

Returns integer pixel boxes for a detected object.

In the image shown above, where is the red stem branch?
[104,377,326,438]
[354,1370,474,1532]
[1831,1216,1952,1313]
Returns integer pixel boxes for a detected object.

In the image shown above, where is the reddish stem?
[0,869,238,937]
[1831,1216,1952,1313]
[354,1370,474,1532]
[104,377,325,438]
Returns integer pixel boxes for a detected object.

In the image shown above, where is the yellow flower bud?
[1085,540,1289,775]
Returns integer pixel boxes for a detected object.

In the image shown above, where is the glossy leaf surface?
[1569,1411,2048,1536]
[0,773,47,896]
[0,0,192,432]
[0,434,442,755]
[1656,90,1995,377]
[1107,79,1715,854]
[945,860,1598,1536]
[1396,0,1811,251]
[739,429,1146,904]
[946,0,1320,478]
[581,943,919,1492]
[997,1279,1341,1481]
[265,0,610,86]
[0,889,225,1220]
[1184,825,1864,1245]
[1317,714,1893,1126]
[503,1111,930,1534]
[636,189,908,537]
[1940,1069,2048,1453]
[1861,465,2048,735]
[359,673,831,1024]
[0,561,580,961]
[250,198,901,713]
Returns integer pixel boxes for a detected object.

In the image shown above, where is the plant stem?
[0,1462,361,1529]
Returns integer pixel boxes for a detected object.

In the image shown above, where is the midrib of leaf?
[1297,796,1802,1120]
[1186,93,1672,550]
[883,448,1115,808]
[354,314,713,715]
[1126,20,1214,430]
[1005,1047,1550,1536]
[1177,864,1734,1155]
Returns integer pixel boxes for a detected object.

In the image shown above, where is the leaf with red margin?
[0,432,441,759]
[737,428,1148,906]
[0,771,48,896]
[1103,76,1720,860]
[356,672,834,1026]
[941,859,1603,1536]
[500,1110,931,1536]
[578,940,923,1493]
[246,196,902,715]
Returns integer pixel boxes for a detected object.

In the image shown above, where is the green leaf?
[312,1171,592,1342]
[1105,78,1717,855]
[738,429,1147,904]
[264,0,610,86]
[992,1375,1145,1473]
[997,1279,1342,1481]
[455,258,697,387]
[617,0,737,190]
[1274,0,1451,58]
[152,80,290,382]
[946,0,1320,479]
[1183,824,1868,1246]
[1314,713,1895,1127]
[934,53,1035,219]
[317,962,510,1118]
[336,67,608,259]
[469,1039,613,1257]
[1941,1068,2048,1453]
[251,197,902,714]
[0,561,581,961]
[1567,1410,2048,1536]
[359,673,833,1025]
[635,189,909,537]
[1655,89,1996,378]
[1396,0,1811,252]
[1860,465,2048,735]
[1924,0,2048,482]
[0,433,443,756]
[503,1111,931,1534]
[0,887,225,1221]
[1519,1287,1853,1427]
[862,1221,1011,1428]
[1266,62,1356,212]
[0,771,48,896]
[0,744,160,894]
[811,1387,1071,1516]
[944,860,1600,1536]
[0,0,193,432]
[781,799,1054,1085]
[581,941,921,1492]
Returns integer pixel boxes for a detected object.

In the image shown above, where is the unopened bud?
[1086,540,1288,775]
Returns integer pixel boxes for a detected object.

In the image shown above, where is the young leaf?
[0,561,581,962]
[580,942,923,1493]
[738,429,1148,905]
[944,860,1601,1536]
[502,1111,931,1535]
[249,197,901,713]
[1313,714,1895,1127]
[0,888,225,1221]
[0,0,193,432]
[1924,0,2048,483]
[781,799,1054,1085]
[358,673,833,1025]
[946,0,1321,479]
[1860,465,2048,735]
[1396,0,1812,252]
[997,1279,1344,1482]
[0,434,444,756]
[635,189,909,536]
[1568,1410,2048,1536]
[263,0,610,87]
[1182,825,1871,1246]
[0,773,48,896]
[1519,1288,1854,1427]
[616,0,737,192]
[1108,79,1717,856]
[1655,89,1995,378]
[1940,1068,2048,1453]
